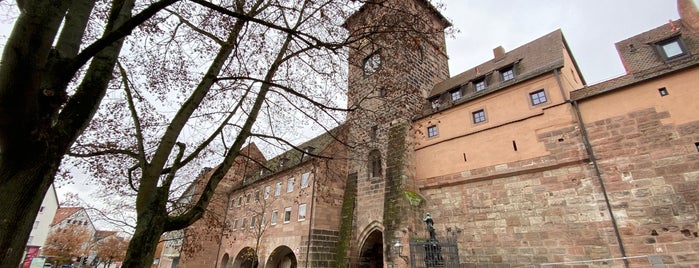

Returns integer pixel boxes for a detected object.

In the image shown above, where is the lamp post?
[393,241,408,262]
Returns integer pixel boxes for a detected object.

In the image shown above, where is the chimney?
[493,46,506,59]
[678,0,699,32]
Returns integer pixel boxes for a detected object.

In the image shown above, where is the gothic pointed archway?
[359,230,384,268]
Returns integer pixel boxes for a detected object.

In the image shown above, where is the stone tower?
[340,1,451,267]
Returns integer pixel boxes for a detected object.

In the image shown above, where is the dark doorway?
[359,230,383,268]
[266,246,297,268]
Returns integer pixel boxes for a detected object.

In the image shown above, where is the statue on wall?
[422,213,444,267]
[424,213,436,240]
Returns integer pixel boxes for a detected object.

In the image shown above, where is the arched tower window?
[368,150,382,178]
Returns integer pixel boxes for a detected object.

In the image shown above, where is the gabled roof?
[429,29,570,98]
[93,230,117,242]
[243,125,346,185]
[51,207,82,226]
[571,19,699,100]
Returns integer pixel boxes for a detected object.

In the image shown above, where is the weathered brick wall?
[301,229,341,267]
[419,123,626,267]
[586,107,699,266]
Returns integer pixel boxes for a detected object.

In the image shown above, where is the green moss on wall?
[404,190,424,207]
[334,173,357,268]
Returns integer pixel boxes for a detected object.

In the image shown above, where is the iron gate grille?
[408,237,459,268]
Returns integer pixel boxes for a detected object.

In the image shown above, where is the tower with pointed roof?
[341,1,451,267]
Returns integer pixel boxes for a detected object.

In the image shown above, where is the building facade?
[172,0,699,267]
[21,184,59,267]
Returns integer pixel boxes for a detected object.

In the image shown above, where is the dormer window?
[501,66,515,82]
[429,97,440,109]
[657,37,687,61]
[363,51,382,76]
[474,78,486,92]
[279,157,287,167]
[450,89,462,101]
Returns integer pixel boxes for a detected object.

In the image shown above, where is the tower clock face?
[363,52,381,76]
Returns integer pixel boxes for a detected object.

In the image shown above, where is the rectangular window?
[237,196,242,206]
[363,51,382,76]
[430,98,440,109]
[530,89,547,105]
[658,37,686,60]
[264,186,270,199]
[472,109,486,124]
[233,219,238,230]
[245,193,251,204]
[275,182,282,196]
[39,206,45,213]
[33,221,39,229]
[658,87,669,96]
[250,216,256,228]
[474,79,486,92]
[284,207,292,223]
[501,67,515,81]
[695,142,699,152]
[301,172,310,188]
[427,125,438,138]
[298,204,307,221]
[271,210,278,225]
[241,218,247,228]
[255,190,260,201]
[287,177,295,192]
[450,90,461,101]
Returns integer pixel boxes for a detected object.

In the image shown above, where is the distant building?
[173,0,699,267]
[21,184,59,268]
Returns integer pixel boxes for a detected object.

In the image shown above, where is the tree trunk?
[121,192,168,268]
[0,151,59,267]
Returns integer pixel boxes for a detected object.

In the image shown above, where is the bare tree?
[43,226,92,265]
[93,235,129,268]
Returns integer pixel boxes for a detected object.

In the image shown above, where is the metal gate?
[408,237,459,268]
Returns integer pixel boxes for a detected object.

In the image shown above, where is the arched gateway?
[265,245,297,268]
[359,230,384,268]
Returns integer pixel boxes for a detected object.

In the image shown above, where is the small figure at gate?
[424,213,436,241]
[423,213,444,267]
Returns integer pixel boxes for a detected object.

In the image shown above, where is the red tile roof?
[571,19,699,100]
[51,207,82,226]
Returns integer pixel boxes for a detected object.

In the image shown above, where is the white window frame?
[264,185,270,199]
[298,204,307,221]
[301,172,310,188]
[283,207,292,223]
[271,210,278,225]
[275,182,282,196]
[287,177,295,193]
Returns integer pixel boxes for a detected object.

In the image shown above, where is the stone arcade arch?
[359,230,384,268]
[232,247,257,268]
[265,246,297,268]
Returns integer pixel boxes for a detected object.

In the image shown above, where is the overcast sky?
[440,0,687,85]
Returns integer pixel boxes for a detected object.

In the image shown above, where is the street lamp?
[393,241,408,262]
